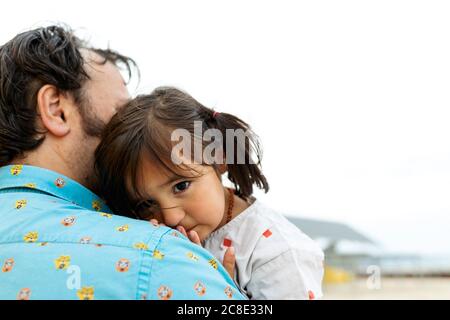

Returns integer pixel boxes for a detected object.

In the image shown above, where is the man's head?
[0,25,136,189]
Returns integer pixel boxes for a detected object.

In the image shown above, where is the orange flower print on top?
[116,258,130,272]
[194,281,206,296]
[10,165,23,176]
[24,231,38,243]
[262,229,272,238]
[15,199,27,210]
[77,286,94,300]
[2,258,15,272]
[54,177,65,188]
[61,216,76,227]
[308,290,315,300]
[54,255,71,270]
[17,288,31,300]
[157,285,173,300]
[92,200,102,211]
[223,238,232,247]
[224,286,233,299]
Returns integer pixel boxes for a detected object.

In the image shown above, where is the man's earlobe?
[36,85,70,137]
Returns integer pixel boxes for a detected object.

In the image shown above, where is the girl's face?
[133,157,229,242]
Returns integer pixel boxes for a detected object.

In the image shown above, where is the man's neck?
[12,143,92,190]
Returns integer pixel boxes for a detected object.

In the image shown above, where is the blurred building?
[287,216,450,278]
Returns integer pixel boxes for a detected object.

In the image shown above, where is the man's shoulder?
[0,190,170,251]
[0,191,247,300]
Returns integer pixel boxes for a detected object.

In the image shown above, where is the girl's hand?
[151,219,202,246]
[150,219,163,227]
[222,246,236,280]
[175,225,236,279]
[176,225,202,246]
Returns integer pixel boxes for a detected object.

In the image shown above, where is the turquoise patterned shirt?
[0,165,245,300]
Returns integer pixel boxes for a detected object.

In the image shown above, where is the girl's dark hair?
[0,24,137,165]
[95,86,269,219]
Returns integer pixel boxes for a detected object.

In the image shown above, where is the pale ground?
[323,277,450,300]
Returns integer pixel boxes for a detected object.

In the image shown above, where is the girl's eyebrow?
[158,174,187,188]
[158,168,204,189]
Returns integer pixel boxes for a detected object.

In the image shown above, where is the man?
[0,25,242,300]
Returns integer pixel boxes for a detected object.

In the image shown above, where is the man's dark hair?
[0,24,137,166]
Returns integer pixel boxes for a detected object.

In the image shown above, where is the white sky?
[2,0,450,255]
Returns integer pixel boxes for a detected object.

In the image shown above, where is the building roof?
[286,216,375,244]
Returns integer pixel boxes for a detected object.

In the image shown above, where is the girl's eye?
[173,181,191,193]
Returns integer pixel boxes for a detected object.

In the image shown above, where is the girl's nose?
[161,206,185,227]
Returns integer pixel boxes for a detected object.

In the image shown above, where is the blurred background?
[2,0,449,299]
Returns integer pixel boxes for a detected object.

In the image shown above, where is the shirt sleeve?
[245,247,324,300]
[146,229,247,300]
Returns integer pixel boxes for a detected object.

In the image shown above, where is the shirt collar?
[0,165,112,214]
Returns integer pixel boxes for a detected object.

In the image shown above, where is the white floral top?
[203,199,325,300]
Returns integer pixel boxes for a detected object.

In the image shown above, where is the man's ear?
[36,84,71,137]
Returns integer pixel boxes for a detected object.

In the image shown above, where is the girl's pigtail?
[210,111,269,199]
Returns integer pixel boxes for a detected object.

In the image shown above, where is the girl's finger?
[222,246,236,279]
[188,230,201,246]
[150,219,159,226]
[177,225,188,238]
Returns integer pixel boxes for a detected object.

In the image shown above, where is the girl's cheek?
[187,172,226,222]
[188,199,222,222]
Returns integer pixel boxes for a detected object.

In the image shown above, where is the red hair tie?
[213,111,220,118]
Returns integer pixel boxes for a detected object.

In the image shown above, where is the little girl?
[95,87,324,300]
